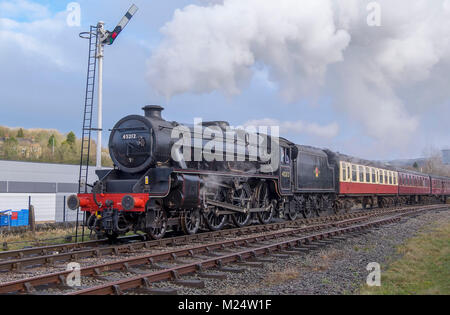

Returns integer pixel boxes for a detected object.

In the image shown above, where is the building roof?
[0,160,98,183]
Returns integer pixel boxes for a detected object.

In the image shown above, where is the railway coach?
[325,151,398,210]
[398,170,431,204]
[431,175,450,203]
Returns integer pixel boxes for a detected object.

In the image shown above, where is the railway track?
[0,235,142,261]
[0,205,434,273]
[0,204,447,295]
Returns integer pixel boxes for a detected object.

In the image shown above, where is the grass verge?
[0,228,92,251]
[360,218,450,295]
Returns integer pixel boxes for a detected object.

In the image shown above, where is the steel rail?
[0,235,141,261]
[0,216,367,294]
[1,205,447,295]
[0,216,369,294]
[0,203,440,261]
[68,215,404,295]
[0,213,368,272]
[0,204,443,272]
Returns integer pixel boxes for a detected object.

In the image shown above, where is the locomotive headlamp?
[67,195,80,210]
[121,195,146,211]
[122,195,135,211]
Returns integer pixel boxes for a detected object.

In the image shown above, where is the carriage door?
[279,146,293,194]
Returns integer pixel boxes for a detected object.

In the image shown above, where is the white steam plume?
[147,0,350,100]
[147,0,450,151]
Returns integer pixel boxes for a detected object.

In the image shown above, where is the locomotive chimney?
[143,105,164,120]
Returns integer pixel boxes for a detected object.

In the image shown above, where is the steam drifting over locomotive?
[68,106,450,240]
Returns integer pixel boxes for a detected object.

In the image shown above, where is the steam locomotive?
[67,105,450,240]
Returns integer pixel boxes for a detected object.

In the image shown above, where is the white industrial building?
[0,160,98,222]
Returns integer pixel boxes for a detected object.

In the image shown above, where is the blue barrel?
[0,215,10,227]
[20,209,29,226]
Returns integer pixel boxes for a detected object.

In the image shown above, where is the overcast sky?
[1,0,449,161]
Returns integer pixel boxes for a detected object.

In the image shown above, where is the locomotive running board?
[206,200,264,214]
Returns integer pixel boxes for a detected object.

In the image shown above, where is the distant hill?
[386,153,450,177]
[0,126,113,167]
[385,158,428,168]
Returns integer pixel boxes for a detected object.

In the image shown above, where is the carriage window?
[342,163,347,181]
[372,168,376,183]
[352,165,357,182]
[379,170,383,184]
[366,167,371,183]
[359,166,364,182]
[384,171,387,184]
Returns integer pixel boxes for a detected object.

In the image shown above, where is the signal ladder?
[76,25,99,241]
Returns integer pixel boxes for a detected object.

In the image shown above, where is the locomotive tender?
[68,105,450,240]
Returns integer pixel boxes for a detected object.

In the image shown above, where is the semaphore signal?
[100,4,139,46]
[76,4,139,243]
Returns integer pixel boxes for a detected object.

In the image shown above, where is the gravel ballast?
[0,208,448,295]
[171,208,450,295]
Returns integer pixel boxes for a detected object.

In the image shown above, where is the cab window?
[285,149,291,164]
[280,147,291,164]
[280,148,285,165]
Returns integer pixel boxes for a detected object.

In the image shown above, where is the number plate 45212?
[122,133,137,140]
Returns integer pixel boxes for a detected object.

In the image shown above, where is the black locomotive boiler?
[68,105,335,239]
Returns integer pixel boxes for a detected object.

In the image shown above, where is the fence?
[0,194,78,223]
